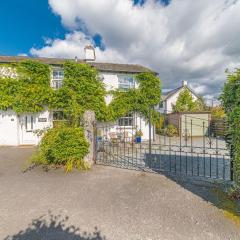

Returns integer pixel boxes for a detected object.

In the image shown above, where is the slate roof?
[161,85,199,101]
[0,55,155,74]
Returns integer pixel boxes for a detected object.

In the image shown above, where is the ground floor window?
[118,113,134,127]
[53,111,66,120]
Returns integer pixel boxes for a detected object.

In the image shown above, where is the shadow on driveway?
[4,211,105,240]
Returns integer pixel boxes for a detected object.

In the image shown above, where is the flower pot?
[135,136,141,143]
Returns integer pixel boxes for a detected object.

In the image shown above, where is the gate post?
[83,111,96,166]
[149,106,152,155]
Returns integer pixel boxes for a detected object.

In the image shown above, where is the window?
[118,113,133,127]
[159,101,164,108]
[25,116,34,132]
[118,75,135,90]
[53,111,65,120]
[52,69,64,89]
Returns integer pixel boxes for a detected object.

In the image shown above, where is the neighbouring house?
[157,80,199,114]
[0,46,155,146]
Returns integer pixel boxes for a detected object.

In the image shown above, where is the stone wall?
[83,111,96,166]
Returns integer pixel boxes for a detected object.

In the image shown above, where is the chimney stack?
[75,56,78,62]
[84,45,96,62]
[182,80,188,87]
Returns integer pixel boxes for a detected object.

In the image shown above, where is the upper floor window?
[118,75,135,90]
[52,69,64,89]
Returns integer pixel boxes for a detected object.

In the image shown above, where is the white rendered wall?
[19,110,53,145]
[166,89,198,113]
[0,110,19,145]
[0,109,53,146]
[101,73,119,105]
[99,72,154,140]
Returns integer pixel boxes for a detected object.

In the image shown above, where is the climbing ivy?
[0,60,52,113]
[108,72,161,123]
[0,60,161,124]
[50,61,108,125]
[0,77,18,111]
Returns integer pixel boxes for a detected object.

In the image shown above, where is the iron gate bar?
[95,111,232,182]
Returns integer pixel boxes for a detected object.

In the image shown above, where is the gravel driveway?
[0,146,239,240]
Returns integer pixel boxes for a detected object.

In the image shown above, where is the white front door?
[20,115,36,145]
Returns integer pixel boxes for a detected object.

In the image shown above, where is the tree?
[210,106,225,119]
[172,88,196,112]
[221,68,240,183]
[172,88,207,112]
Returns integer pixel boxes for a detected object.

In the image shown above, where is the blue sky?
[0,0,66,55]
[0,0,170,56]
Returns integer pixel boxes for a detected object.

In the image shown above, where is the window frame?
[118,113,134,127]
[51,68,64,90]
[118,74,135,90]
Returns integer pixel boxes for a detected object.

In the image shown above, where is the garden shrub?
[227,185,240,200]
[166,124,178,137]
[221,68,240,183]
[32,125,90,172]
[155,115,165,135]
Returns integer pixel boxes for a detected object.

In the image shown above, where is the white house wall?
[19,110,53,145]
[0,110,19,146]
[101,73,119,105]
[100,72,153,140]
[0,109,53,146]
[166,89,198,113]
[0,67,153,145]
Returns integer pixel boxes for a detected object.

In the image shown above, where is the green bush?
[32,126,90,172]
[221,68,240,183]
[166,124,178,137]
[228,186,240,200]
[155,115,165,135]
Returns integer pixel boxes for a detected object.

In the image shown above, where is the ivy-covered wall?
[0,61,52,113]
[0,60,161,125]
[108,72,161,123]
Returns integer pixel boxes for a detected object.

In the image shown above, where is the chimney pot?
[182,80,188,86]
[84,45,96,62]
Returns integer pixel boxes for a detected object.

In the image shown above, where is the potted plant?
[135,129,143,143]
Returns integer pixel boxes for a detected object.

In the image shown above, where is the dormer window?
[51,69,64,89]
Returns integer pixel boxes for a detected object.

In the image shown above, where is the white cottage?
[0,46,155,146]
[157,80,199,114]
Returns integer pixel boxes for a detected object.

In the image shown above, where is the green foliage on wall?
[221,68,240,183]
[108,72,161,123]
[50,61,108,125]
[0,77,18,111]
[0,60,52,113]
[0,60,161,125]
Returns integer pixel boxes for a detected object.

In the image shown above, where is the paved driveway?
[0,147,239,240]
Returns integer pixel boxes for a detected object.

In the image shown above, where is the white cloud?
[30,32,125,63]
[30,0,240,97]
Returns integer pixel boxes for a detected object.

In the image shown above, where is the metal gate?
[95,116,232,181]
